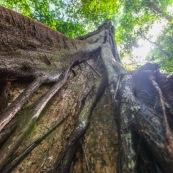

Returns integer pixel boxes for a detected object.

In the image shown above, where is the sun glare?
[122,20,168,69]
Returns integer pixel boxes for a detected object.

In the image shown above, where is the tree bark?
[1,6,173,173]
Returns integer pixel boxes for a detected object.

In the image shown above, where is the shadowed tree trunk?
[0,6,173,173]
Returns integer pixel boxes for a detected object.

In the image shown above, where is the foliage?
[148,22,173,72]
[0,0,87,37]
[0,0,173,71]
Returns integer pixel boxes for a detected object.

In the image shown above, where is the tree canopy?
[0,0,173,71]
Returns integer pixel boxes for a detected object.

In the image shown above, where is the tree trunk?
[0,6,173,173]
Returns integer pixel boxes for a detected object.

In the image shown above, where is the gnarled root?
[47,77,107,173]
[0,71,69,171]
[1,113,70,173]
[0,76,47,132]
[117,65,173,173]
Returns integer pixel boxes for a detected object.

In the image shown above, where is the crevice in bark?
[117,66,173,173]
[0,78,11,113]
[133,132,163,173]
[80,139,91,173]
[46,77,108,173]
[0,120,17,147]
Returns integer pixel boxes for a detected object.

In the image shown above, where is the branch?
[147,1,172,22]
[140,33,170,57]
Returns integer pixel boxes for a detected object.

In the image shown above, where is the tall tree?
[1,5,173,173]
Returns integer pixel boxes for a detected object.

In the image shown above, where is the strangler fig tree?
[0,6,173,173]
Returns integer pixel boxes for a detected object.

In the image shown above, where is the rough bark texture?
[0,6,173,173]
